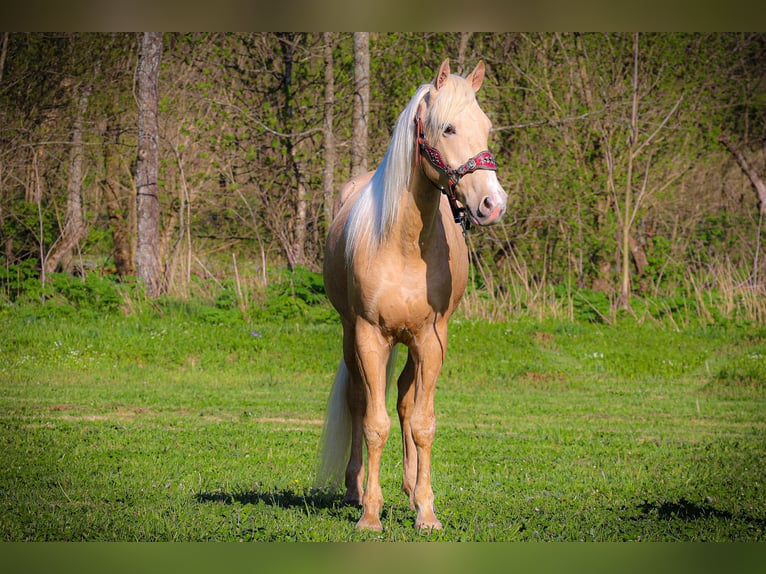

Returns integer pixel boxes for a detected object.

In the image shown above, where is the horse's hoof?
[342,493,362,507]
[355,515,383,532]
[415,514,443,532]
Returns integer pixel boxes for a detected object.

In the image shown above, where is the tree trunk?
[165,143,192,295]
[102,163,135,278]
[43,81,91,276]
[629,234,648,277]
[278,33,306,269]
[135,32,163,298]
[0,32,8,85]
[457,32,471,74]
[719,134,766,215]
[322,32,336,231]
[351,32,369,178]
[720,133,766,285]
[100,102,135,280]
[617,32,640,310]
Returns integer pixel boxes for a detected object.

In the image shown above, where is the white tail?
[315,346,399,490]
[315,359,352,489]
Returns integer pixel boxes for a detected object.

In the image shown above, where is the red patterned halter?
[415,115,498,231]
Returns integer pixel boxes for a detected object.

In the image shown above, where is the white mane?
[343,83,431,263]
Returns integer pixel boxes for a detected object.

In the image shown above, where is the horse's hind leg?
[397,351,417,509]
[341,323,365,506]
[343,371,365,506]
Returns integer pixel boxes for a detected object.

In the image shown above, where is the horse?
[317,58,507,532]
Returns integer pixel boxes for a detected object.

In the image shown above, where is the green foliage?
[0,259,40,302]
[49,273,123,311]
[1,264,339,325]
[253,266,335,324]
[0,265,122,315]
[0,200,58,263]
[646,235,681,285]
[711,334,766,391]
[569,288,612,324]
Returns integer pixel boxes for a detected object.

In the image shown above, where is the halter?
[415,115,498,232]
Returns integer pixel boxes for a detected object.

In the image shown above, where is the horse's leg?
[396,351,417,509]
[341,322,364,506]
[353,318,391,532]
[344,373,366,506]
[410,322,448,531]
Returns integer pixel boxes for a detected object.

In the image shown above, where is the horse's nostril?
[479,196,493,217]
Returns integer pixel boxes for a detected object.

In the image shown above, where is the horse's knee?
[364,414,390,449]
[410,414,435,447]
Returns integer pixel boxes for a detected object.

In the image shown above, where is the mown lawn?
[1,304,764,541]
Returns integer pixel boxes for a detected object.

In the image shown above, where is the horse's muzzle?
[474,189,507,225]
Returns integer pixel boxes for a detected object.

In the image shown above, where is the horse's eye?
[444,124,456,136]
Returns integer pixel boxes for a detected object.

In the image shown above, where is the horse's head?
[417,59,507,227]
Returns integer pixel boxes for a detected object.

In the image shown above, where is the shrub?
[251,266,335,324]
[0,264,121,314]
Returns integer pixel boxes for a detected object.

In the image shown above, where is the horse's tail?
[315,359,352,490]
[315,346,399,490]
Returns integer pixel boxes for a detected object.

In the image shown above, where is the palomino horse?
[318,59,507,531]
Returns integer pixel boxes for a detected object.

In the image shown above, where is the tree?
[97,35,138,281]
[322,32,336,228]
[41,35,103,277]
[135,32,163,298]
[1,34,105,283]
[351,32,369,178]
[278,32,309,269]
[720,134,766,285]
[41,74,91,277]
[0,33,8,84]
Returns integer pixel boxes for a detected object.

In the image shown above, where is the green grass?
[1,303,765,541]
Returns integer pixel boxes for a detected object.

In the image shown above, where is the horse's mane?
[344,74,478,262]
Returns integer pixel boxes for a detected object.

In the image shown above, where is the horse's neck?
[389,169,444,257]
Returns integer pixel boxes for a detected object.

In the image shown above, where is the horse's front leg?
[410,322,448,531]
[353,318,392,532]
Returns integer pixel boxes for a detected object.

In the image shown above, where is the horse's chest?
[358,264,452,337]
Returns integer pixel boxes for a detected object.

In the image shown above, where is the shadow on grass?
[195,487,345,511]
[194,488,414,532]
[637,497,732,520]
[636,496,766,530]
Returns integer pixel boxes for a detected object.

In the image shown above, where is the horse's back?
[333,171,375,219]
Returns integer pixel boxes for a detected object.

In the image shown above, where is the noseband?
[415,115,497,232]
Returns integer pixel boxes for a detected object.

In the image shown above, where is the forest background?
[2,32,766,325]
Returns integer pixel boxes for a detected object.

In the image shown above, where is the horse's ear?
[434,58,450,90]
[466,60,485,92]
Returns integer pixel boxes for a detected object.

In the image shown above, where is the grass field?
[1,301,765,541]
